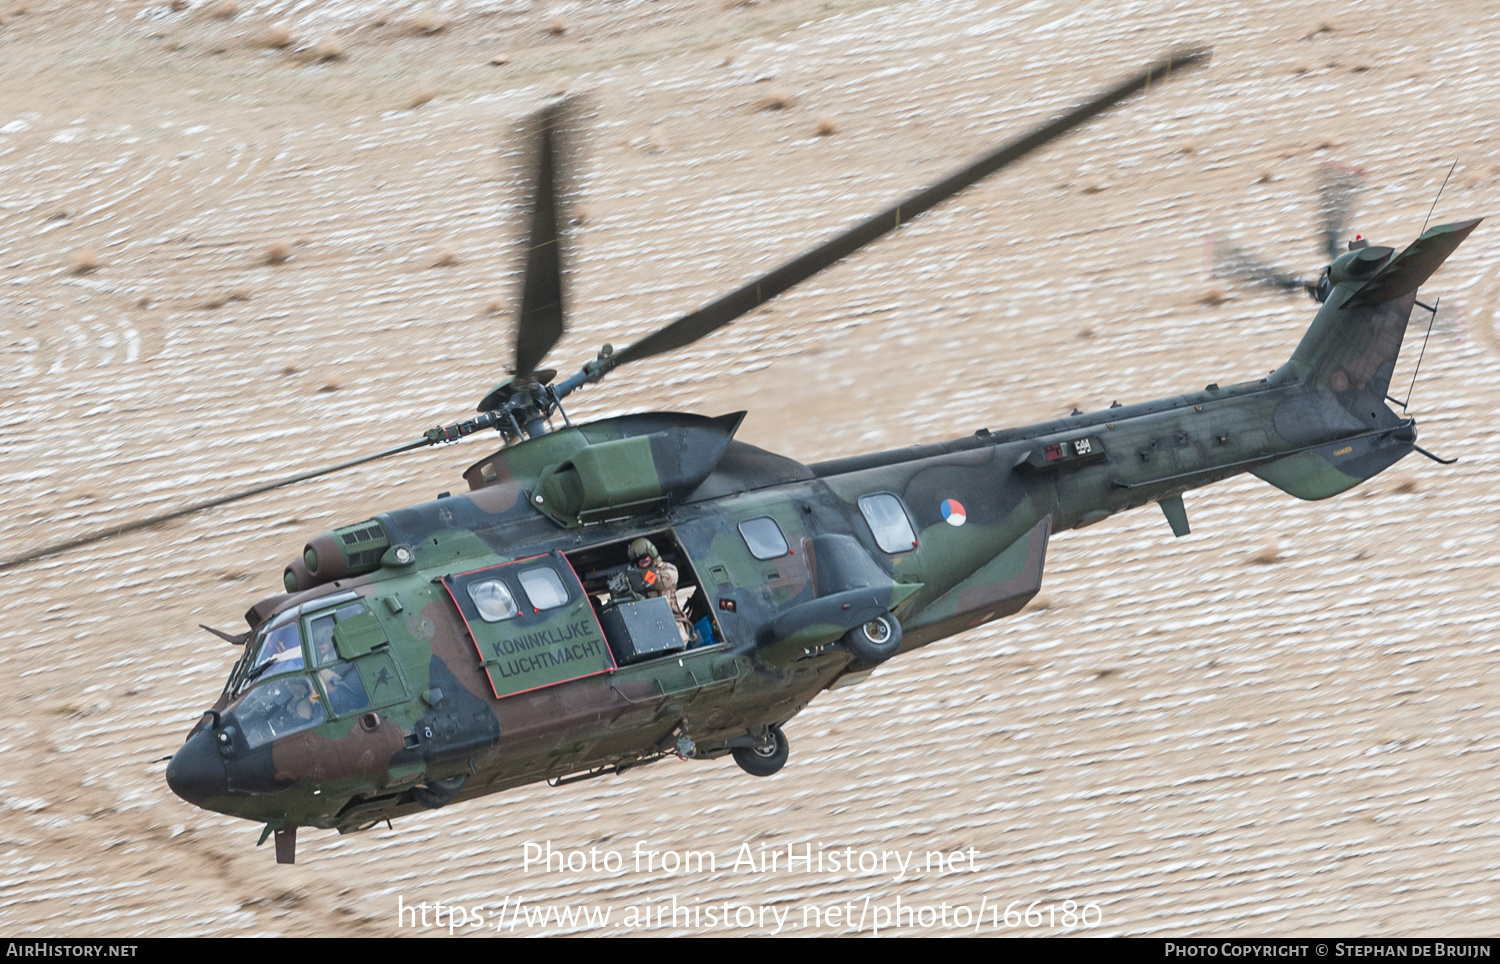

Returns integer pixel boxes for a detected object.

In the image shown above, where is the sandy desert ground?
[2,0,1499,937]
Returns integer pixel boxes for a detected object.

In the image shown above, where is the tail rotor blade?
[612,45,1211,368]
[1212,237,1310,292]
[1317,161,1364,261]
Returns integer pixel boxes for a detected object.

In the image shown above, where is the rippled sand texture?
[3,0,1499,937]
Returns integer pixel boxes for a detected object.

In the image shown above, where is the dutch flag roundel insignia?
[941,498,966,526]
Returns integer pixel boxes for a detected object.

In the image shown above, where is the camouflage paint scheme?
[165,220,1478,860]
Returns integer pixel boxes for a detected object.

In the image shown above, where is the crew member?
[628,538,693,643]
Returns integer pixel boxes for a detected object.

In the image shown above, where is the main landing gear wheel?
[843,613,902,665]
[412,774,468,809]
[732,725,789,777]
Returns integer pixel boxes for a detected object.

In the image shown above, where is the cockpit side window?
[296,599,408,713]
[317,663,372,717]
[308,614,338,667]
[307,601,371,667]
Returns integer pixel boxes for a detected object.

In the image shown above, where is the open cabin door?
[561,529,727,664]
[441,551,616,699]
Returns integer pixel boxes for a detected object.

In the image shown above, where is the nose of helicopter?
[166,726,226,806]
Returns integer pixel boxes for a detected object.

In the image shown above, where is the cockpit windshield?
[228,617,301,697]
[225,592,359,698]
[234,674,325,748]
[245,622,305,685]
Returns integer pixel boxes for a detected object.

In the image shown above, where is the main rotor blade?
[513,100,572,381]
[0,437,429,574]
[612,45,1211,367]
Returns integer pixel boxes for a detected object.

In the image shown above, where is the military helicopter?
[4,47,1481,865]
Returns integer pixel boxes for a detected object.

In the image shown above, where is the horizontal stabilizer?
[1345,218,1482,308]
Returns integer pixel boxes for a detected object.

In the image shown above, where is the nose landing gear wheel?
[732,725,788,777]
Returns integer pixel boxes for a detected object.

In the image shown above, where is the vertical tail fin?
[1255,218,1481,500]
[1288,218,1481,399]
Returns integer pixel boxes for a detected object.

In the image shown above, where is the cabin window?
[738,517,790,560]
[518,566,570,611]
[858,493,918,554]
[468,579,519,622]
